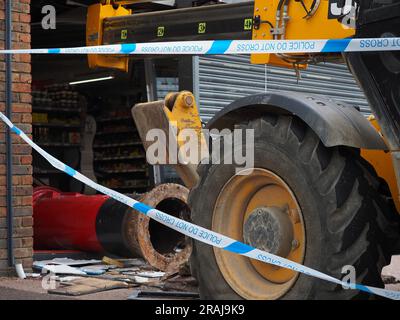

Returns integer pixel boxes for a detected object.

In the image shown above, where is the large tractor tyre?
[188,114,399,300]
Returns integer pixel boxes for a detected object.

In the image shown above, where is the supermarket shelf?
[94,155,145,161]
[97,116,133,123]
[32,86,85,192]
[96,130,136,136]
[93,142,143,148]
[34,107,82,113]
[37,142,81,148]
[94,106,150,191]
[98,168,147,174]
[34,170,65,175]
[33,122,81,128]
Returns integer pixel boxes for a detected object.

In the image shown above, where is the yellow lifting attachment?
[132,91,208,189]
[251,0,356,68]
[86,3,132,72]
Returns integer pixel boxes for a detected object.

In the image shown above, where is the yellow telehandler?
[86,0,400,299]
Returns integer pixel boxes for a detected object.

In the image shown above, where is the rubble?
[382,255,400,284]
[33,258,102,270]
[27,183,198,300]
[102,256,125,268]
[48,277,131,296]
[42,265,87,276]
[80,268,107,276]
[136,271,165,278]
[26,255,199,299]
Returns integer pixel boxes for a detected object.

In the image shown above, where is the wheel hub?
[212,168,306,300]
[243,206,294,258]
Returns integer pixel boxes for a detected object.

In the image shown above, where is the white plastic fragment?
[15,264,26,279]
[133,276,151,284]
[136,271,165,278]
[382,255,400,282]
[42,264,87,276]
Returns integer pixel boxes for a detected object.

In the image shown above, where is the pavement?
[0,256,399,300]
[0,278,136,300]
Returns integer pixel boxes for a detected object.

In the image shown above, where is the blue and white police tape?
[0,38,400,55]
[1,111,400,300]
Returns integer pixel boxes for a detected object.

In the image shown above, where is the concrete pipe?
[126,183,192,273]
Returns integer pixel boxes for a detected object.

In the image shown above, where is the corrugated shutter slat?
[197,55,370,122]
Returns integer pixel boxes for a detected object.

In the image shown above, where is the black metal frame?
[345,0,400,195]
[102,2,253,44]
[345,1,400,149]
[345,0,400,192]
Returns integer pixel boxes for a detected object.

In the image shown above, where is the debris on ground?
[382,255,400,284]
[163,275,198,292]
[128,290,199,300]
[136,271,165,278]
[33,258,102,270]
[80,268,107,276]
[15,264,27,279]
[132,276,153,284]
[119,258,147,268]
[42,264,87,276]
[25,273,41,279]
[102,256,125,268]
[24,255,199,299]
[48,277,130,296]
[59,276,81,283]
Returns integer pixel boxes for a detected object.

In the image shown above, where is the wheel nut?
[184,95,194,107]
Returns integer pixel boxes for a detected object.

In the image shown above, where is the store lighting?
[69,76,114,86]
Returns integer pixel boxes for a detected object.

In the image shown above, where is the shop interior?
[30,1,190,265]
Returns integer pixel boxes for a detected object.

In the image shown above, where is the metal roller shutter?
[195,55,370,123]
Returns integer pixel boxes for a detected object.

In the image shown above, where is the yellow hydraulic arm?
[87,0,357,71]
[87,0,173,72]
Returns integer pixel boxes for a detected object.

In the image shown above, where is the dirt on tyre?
[188,115,399,300]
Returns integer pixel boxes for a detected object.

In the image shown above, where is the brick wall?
[0,0,33,275]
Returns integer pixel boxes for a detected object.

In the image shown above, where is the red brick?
[19,14,30,23]
[22,217,32,227]
[21,175,32,185]
[13,103,31,113]
[20,155,32,165]
[14,206,32,217]
[13,227,33,238]
[0,0,32,274]
[14,247,32,259]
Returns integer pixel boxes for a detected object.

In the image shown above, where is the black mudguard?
[206,91,386,150]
